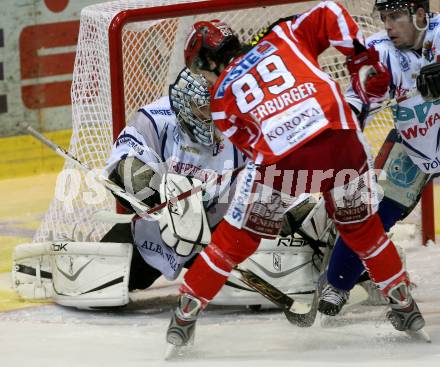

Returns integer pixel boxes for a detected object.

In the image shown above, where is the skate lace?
[321,285,349,305]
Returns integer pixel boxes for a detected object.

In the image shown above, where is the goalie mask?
[169,68,214,146]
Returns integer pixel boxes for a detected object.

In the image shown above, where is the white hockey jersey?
[105,96,246,279]
[346,14,440,174]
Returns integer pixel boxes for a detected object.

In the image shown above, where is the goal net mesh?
[33,0,414,243]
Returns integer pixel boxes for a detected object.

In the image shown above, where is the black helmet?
[374,0,429,14]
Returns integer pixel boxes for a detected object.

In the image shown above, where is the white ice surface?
[0,224,439,367]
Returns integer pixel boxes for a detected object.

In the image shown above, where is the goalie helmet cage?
[33,0,435,244]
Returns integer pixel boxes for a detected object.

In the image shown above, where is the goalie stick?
[20,123,241,219]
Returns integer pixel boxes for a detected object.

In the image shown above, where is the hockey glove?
[347,43,391,105]
[416,62,440,101]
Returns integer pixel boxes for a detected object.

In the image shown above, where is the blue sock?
[327,198,407,291]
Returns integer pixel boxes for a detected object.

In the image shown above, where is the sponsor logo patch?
[262,97,327,156]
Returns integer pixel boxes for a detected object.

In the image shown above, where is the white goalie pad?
[159,173,211,256]
[13,242,132,310]
[213,234,323,306]
[300,197,335,244]
[12,242,54,300]
[50,242,132,309]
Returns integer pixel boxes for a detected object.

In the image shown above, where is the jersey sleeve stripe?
[326,1,355,49]
[199,251,231,277]
[222,126,238,138]
[272,25,349,129]
[160,128,167,161]
[138,108,160,138]
[212,111,226,120]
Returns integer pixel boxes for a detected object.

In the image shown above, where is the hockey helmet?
[169,68,214,146]
[184,20,241,74]
[374,0,430,14]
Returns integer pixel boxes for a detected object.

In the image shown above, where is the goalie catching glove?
[159,173,211,256]
[347,40,391,105]
[416,62,440,101]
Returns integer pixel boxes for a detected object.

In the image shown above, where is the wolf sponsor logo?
[400,112,440,140]
[215,41,277,99]
[422,156,440,171]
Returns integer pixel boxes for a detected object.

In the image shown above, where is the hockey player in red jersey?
[165,1,426,351]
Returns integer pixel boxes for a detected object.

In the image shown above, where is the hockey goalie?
[11,69,332,310]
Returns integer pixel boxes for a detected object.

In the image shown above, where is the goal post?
[34,0,435,244]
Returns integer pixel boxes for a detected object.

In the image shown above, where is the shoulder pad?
[366,31,392,49]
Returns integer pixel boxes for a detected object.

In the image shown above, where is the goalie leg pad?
[375,132,429,216]
[12,242,54,300]
[50,241,132,309]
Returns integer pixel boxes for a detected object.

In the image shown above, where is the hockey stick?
[233,199,335,328]
[21,123,242,219]
[283,244,331,327]
[368,88,424,116]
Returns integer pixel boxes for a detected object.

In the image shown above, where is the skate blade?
[164,343,191,360]
[405,328,431,343]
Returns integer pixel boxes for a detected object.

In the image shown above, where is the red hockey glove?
[347,47,391,104]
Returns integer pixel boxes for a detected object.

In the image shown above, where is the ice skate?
[318,282,349,316]
[386,282,430,342]
[164,293,204,359]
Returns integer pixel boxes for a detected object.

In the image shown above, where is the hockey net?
[34,0,434,244]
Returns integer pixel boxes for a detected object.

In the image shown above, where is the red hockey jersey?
[211,1,362,165]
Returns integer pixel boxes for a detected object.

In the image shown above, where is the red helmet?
[184,20,240,72]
